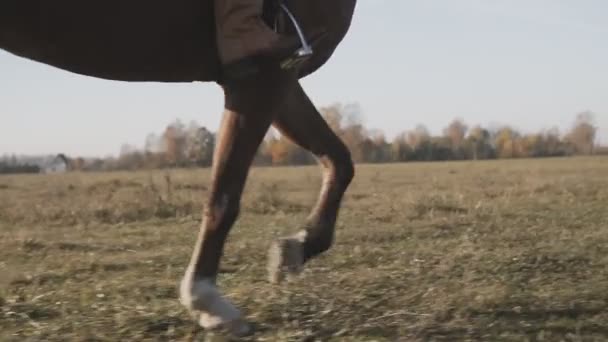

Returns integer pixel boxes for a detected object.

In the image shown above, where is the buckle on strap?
[278,3,313,69]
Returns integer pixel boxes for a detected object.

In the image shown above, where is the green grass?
[1,157,608,341]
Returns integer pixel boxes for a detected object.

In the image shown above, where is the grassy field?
[1,157,607,341]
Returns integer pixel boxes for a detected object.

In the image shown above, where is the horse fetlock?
[267,232,305,284]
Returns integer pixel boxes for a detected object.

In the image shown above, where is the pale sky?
[1,1,607,157]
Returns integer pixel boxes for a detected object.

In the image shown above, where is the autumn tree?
[391,132,412,162]
[70,157,86,171]
[184,124,215,167]
[465,125,494,160]
[367,130,392,163]
[116,144,145,170]
[542,128,571,156]
[162,120,188,167]
[493,126,522,159]
[407,125,432,160]
[259,131,314,166]
[443,119,468,159]
[566,111,597,155]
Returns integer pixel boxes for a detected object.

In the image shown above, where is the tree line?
[252,105,601,166]
[1,103,604,174]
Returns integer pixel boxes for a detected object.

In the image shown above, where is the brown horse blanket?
[0,0,356,83]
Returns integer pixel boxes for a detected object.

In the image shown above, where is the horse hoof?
[199,314,254,337]
[267,235,304,284]
[179,278,251,336]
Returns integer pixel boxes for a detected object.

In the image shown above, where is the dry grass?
[1,157,608,341]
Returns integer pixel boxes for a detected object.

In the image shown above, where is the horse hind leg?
[179,72,294,336]
[266,82,355,284]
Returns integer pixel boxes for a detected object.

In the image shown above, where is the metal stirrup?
[279,3,313,69]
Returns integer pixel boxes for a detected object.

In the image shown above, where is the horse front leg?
[266,82,355,284]
[179,72,294,336]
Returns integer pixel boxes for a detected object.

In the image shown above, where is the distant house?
[43,154,69,173]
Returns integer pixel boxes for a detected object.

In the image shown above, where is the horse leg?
[267,82,355,284]
[179,73,293,336]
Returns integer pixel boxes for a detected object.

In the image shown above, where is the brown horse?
[1,0,358,336]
